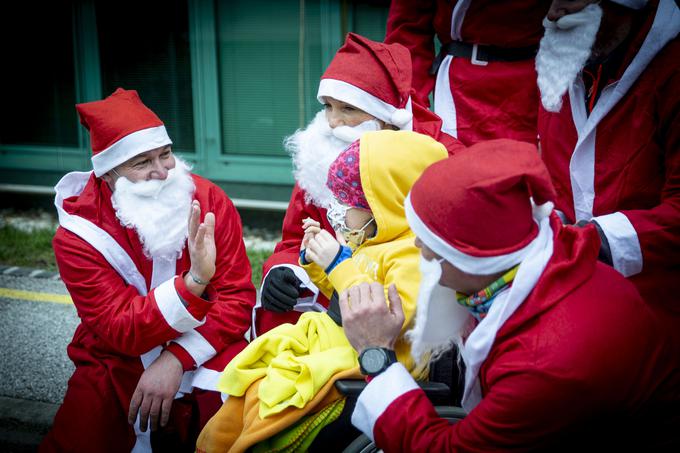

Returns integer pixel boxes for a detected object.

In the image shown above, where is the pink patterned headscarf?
[326,140,369,209]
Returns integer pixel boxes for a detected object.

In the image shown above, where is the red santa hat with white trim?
[405,139,556,275]
[317,33,414,131]
[76,88,172,177]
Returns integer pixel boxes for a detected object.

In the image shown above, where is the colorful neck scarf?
[457,265,519,321]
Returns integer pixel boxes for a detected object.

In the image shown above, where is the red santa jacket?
[352,216,680,451]
[385,0,551,145]
[53,172,255,398]
[539,0,680,311]
[255,107,463,336]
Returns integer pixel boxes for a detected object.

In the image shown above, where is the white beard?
[111,157,195,261]
[285,110,381,209]
[406,256,473,370]
[536,4,603,112]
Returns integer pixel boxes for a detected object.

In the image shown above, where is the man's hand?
[128,350,184,432]
[305,230,341,270]
[261,267,302,312]
[185,200,216,296]
[339,282,405,354]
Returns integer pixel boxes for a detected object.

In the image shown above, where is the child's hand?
[301,218,321,251]
[305,230,341,270]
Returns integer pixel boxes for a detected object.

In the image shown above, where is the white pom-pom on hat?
[532,201,554,220]
[390,108,413,128]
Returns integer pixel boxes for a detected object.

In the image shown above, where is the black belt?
[429,41,538,74]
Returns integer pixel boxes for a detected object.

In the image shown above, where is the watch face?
[361,348,387,374]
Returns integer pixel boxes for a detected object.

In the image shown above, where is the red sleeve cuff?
[175,272,215,319]
[165,342,196,371]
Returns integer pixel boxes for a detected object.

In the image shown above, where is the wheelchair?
[308,347,467,453]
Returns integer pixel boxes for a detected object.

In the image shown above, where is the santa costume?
[351,139,680,450]
[538,0,680,313]
[41,89,256,452]
[385,0,551,146]
[254,33,463,336]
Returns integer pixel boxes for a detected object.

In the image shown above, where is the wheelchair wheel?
[343,434,379,453]
[341,406,466,452]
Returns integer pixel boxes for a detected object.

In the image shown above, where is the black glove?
[261,267,302,313]
[575,220,613,266]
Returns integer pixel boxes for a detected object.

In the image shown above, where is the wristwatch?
[359,347,398,377]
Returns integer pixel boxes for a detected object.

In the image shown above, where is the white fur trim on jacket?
[173,329,217,369]
[317,79,413,131]
[592,212,643,277]
[351,363,420,441]
[433,55,458,138]
[450,0,473,40]
[91,125,172,177]
[153,277,206,333]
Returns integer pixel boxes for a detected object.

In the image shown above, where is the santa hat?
[76,88,172,177]
[405,139,556,275]
[610,0,647,9]
[326,140,369,209]
[317,33,413,130]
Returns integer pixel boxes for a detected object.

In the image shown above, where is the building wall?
[0,0,389,206]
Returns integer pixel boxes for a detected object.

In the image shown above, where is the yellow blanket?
[217,312,359,418]
[197,367,362,453]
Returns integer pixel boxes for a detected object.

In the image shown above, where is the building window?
[96,0,195,152]
[216,0,326,158]
[0,2,78,147]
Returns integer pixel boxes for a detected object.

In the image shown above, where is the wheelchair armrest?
[334,379,367,397]
[335,379,452,405]
[434,405,467,421]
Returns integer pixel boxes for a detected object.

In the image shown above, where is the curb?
[0,396,58,452]
[0,265,60,280]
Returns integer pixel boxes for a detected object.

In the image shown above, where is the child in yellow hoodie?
[197,130,449,453]
[300,129,449,373]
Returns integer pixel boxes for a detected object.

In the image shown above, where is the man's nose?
[546,0,592,21]
[327,111,343,128]
[149,159,169,180]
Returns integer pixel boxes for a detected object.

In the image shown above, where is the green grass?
[0,225,270,287]
[0,226,58,271]
[247,249,270,288]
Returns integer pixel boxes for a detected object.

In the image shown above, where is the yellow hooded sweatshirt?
[303,130,449,373]
[197,131,449,453]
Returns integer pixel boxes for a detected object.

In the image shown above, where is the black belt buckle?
[470,44,489,66]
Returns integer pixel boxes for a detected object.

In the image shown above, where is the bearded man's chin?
[111,158,195,260]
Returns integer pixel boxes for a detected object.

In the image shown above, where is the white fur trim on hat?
[317,79,413,131]
[91,125,172,177]
[404,194,539,275]
[610,0,648,9]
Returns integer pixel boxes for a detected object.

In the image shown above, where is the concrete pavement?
[0,269,76,452]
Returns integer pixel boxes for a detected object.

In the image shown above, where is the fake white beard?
[406,256,473,369]
[285,110,381,209]
[111,157,195,261]
[536,4,603,112]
